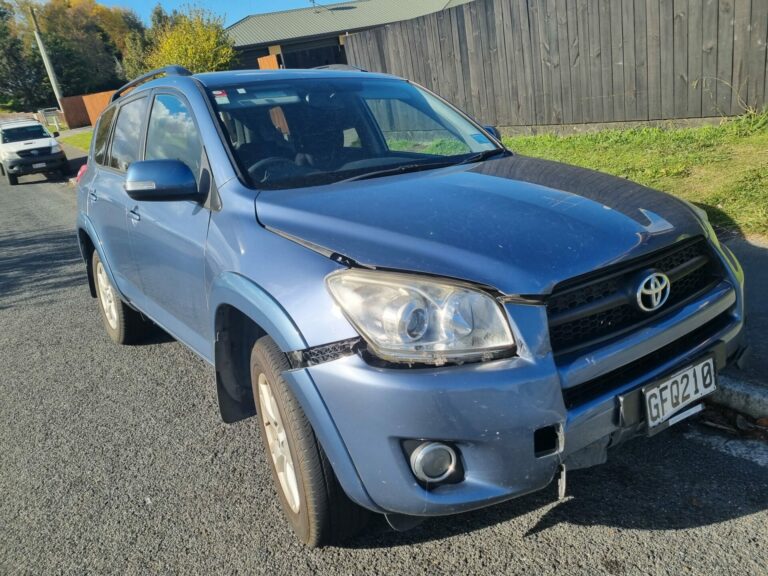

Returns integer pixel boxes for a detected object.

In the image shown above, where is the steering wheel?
[248,156,297,180]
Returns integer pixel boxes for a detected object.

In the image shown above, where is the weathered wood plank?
[660,0,675,118]
[673,0,688,117]
[646,0,662,119]
[545,0,564,123]
[513,0,536,124]
[493,0,515,125]
[702,0,719,115]
[567,0,585,122]
[634,0,648,119]
[730,0,752,112]
[747,0,768,109]
[555,0,573,122]
[717,0,735,114]
[528,0,547,124]
[576,0,593,122]
[588,0,604,121]
[610,0,626,120]
[451,7,472,114]
[479,0,500,124]
[687,0,703,117]
[598,0,614,121]
[622,0,638,119]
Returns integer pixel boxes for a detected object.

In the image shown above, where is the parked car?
[0,119,68,185]
[76,66,748,547]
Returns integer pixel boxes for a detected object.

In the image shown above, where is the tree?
[0,1,52,110]
[147,8,234,74]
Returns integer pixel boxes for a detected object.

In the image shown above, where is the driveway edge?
[711,375,768,419]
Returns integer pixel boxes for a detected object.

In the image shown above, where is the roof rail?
[312,64,367,72]
[110,65,193,103]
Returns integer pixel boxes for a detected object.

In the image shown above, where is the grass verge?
[501,111,768,238]
[60,130,93,152]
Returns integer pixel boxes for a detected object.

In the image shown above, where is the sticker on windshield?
[212,90,230,105]
[471,133,491,144]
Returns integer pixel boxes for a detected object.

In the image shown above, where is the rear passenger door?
[87,96,147,301]
[126,91,212,357]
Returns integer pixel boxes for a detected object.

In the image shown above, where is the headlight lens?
[51,143,62,153]
[326,270,515,365]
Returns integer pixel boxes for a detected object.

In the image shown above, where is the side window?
[145,94,202,179]
[108,98,146,171]
[93,106,116,165]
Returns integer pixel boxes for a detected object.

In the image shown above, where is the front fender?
[209,271,307,353]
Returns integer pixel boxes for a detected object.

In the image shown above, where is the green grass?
[59,130,93,151]
[501,111,768,237]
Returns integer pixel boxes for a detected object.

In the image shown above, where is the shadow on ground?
[0,227,84,305]
[346,423,768,548]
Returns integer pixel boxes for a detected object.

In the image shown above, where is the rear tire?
[250,336,369,547]
[92,251,146,344]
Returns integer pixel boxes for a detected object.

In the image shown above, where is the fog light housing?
[409,442,457,483]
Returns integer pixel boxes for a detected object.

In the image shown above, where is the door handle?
[128,208,141,222]
[88,191,98,201]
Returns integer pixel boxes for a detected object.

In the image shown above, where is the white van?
[0,119,68,186]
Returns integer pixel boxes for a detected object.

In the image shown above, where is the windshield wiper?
[337,159,458,184]
[456,147,509,165]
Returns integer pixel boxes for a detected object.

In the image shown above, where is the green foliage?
[387,137,469,155]
[146,8,234,73]
[502,112,768,237]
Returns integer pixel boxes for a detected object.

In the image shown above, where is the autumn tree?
[146,8,234,73]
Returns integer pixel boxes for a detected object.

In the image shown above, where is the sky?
[102,0,326,27]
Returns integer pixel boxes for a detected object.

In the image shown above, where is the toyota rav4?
[76,66,748,547]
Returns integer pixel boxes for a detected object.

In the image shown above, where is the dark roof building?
[227,0,473,69]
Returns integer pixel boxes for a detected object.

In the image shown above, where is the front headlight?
[51,143,62,153]
[326,270,515,365]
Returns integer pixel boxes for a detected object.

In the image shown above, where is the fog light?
[410,442,457,483]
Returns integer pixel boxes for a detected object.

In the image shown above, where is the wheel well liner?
[77,228,97,298]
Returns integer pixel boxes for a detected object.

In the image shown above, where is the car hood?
[3,137,58,154]
[256,155,705,296]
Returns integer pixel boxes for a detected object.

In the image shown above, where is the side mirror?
[52,131,60,138]
[125,159,200,202]
[483,126,500,140]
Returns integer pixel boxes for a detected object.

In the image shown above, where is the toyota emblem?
[635,271,671,312]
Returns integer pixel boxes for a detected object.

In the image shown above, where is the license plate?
[32,162,46,169]
[643,356,716,430]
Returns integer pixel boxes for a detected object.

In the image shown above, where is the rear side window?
[93,107,116,165]
[145,94,202,179]
[108,97,146,172]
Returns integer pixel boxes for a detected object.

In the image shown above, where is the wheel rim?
[95,261,118,330]
[257,373,301,513]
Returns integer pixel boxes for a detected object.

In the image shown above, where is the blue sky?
[103,1,323,27]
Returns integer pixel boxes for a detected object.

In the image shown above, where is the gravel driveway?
[1,174,766,575]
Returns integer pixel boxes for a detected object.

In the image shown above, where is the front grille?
[547,237,724,356]
[562,311,732,408]
[16,147,51,158]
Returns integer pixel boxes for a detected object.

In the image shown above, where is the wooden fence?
[345,0,768,127]
[60,89,115,129]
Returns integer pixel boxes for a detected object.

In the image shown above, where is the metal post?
[29,7,64,111]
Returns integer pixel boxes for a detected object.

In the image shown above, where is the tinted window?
[93,107,116,165]
[108,98,146,172]
[145,94,202,179]
[0,124,48,143]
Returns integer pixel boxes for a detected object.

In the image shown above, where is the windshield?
[207,77,500,190]
[0,124,49,144]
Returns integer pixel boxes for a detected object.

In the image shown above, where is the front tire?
[6,170,17,186]
[250,336,369,547]
[92,251,146,344]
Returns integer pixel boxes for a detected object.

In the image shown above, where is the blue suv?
[76,66,748,546]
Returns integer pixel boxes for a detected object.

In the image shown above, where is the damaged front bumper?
[283,273,745,517]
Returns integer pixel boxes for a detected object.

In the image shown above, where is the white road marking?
[685,428,768,468]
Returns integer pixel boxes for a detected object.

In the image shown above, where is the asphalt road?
[1,173,767,576]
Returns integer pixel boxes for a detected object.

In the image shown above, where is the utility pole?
[29,7,64,111]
